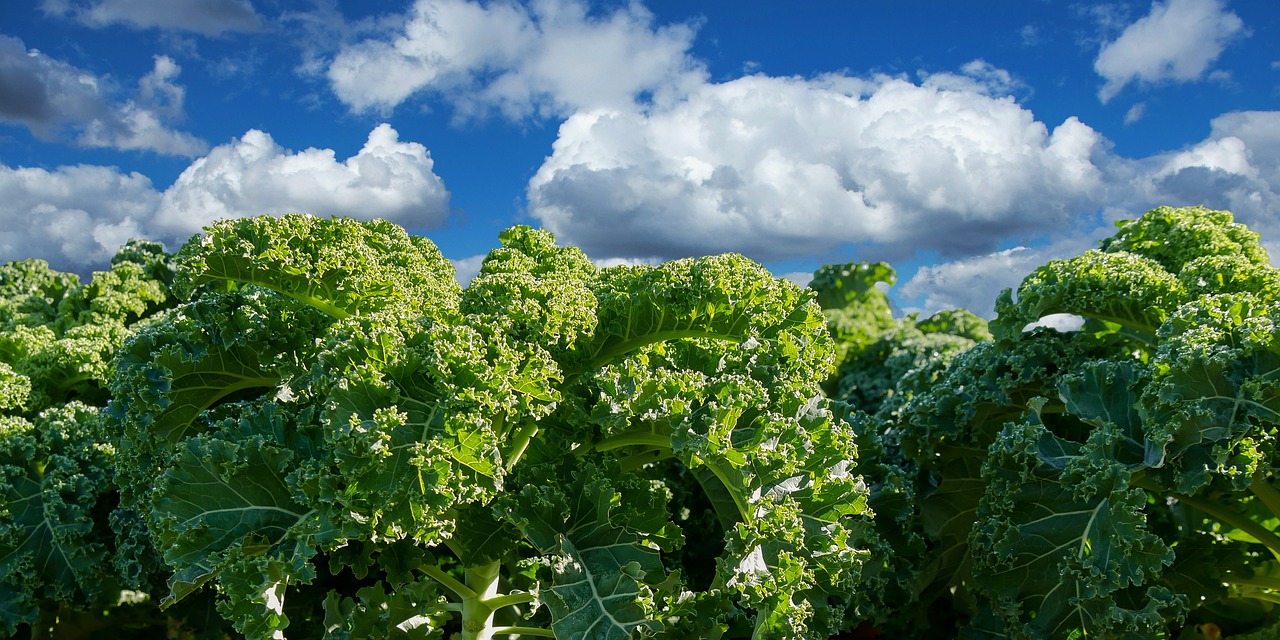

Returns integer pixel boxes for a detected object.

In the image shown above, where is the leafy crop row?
[2,206,1278,638]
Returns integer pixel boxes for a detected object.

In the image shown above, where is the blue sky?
[1,0,1277,316]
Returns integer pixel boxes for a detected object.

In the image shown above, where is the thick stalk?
[594,431,671,452]
[460,561,503,640]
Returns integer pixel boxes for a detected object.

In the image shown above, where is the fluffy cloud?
[40,0,263,35]
[524,55,1280,317]
[0,124,450,274]
[1138,110,1280,250]
[528,70,1109,264]
[0,37,206,155]
[153,123,451,241]
[0,164,159,269]
[327,0,703,119]
[1094,0,1245,102]
[898,247,1051,318]
[897,110,1280,318]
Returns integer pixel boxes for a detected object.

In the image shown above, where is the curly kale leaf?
[313,314,560,546]
[462,224,600,354]
[148,403,323,639]
[1142,293,1280,494]
[989,249,1185,344]
[0,259,79,329]
[970,403,1181,639]
[0,404,122,635]
[808,262,898,379]
[585,253,822,373]
[175,213,461,320]
[1099,204,1269,274]
[498,460,672,640]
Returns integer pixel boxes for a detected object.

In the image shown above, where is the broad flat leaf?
[1060,360,1164,469]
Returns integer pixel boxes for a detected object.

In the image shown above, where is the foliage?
[7,204,1280,640]
[100,214,885,639]
[892,205,1280,638]
[0,243,188,638]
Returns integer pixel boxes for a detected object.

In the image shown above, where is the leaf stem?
[492,627,555,637]
[460,560,503,640]
[1172,492,1280,561]
[1249,475,1280,521]
[480,592,535,610]
[421,564,476,601]
[504,423,539,471]
[595,430,671,452]
[618,448,677,474]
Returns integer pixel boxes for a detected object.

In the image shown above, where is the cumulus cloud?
[0,124,450,274]
[0,164,159,269]
[1094,0,1245,102]
[528,69,1109,264]
[1137,110,1280,250]
[326,0,704,120]
[0,37,206,155]
[41,0,263,35]
[897,247,1048,318]
[153,123,451,241]
[523,53,1280,317]
[896,109,1280,317]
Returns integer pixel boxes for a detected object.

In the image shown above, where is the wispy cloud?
[40,0,264,36]
[1094,0,1246,102]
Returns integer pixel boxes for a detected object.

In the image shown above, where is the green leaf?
[990,249,1184,344]
[317,317,554,544]
[585,254,823,371]
[499,462,669,640]
[175,214,461,320]
[0,405,118,634]
[808,261,896,311]
[1059,360,1164,469]
[150,425,317,617]
[1142,293,1280,493]
[971,419,1179,639]
[1100,205,1269,275]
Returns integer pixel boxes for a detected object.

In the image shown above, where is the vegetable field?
[3,205,1279,639]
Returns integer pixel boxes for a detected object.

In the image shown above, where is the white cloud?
[897,110,1280,317]
[0,37,206,155]
[449,254,486,287]
[921,59,1027,98]
[1137,110,1280,247]
[528,70,1109,264]
[1124,102,1146,125]
[0,164,159,269]
[898,247,1045,318]
[42,0,263,35]
[153,123,450,242]
[1,124,450,274]
[326,0,704,120]
[1094,0,1245,102]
